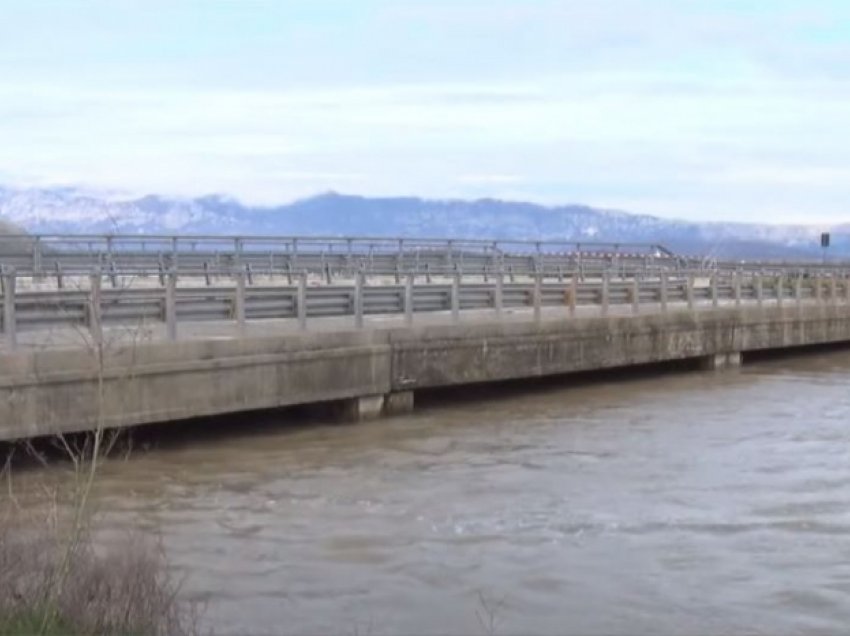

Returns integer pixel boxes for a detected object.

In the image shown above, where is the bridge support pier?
[384,390,415,415]
[336,391,415,421]
[701,352,742,371]
[337,395,385,421]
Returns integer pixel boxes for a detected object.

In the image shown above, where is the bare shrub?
[0,502,198,636]
[0,270,200,635]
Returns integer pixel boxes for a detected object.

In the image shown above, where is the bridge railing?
[0,233,686,278]
[4,233,850,282]
[1,268,848,350]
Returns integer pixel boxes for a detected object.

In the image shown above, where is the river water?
[27,349,850,634]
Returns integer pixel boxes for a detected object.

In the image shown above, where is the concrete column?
[297,272,308,330]
[234,271,247,333]
[601,272,610,316]
[3,271,16,351]
[569,275,578,317]
[88,272,103,345]
[755,275,764,307]
[384,390,414,415]
[794,277,802,305]
[451,272,460,322]
[337,394,385,421]
[734,272,742,307]
[658,272,670,311]
[494,273,504,318]
[658,272,669,311]
[830,277,837,304]
[776,277,784,307]
[533,274,542,322]
[686,275,695,310]
[631,278,640,314]
[711,275,719,308]
[404,274,414,326]
[815,277,823,303]
[701,352,743,371]
[165,271,177,341]
[354,271,364,329]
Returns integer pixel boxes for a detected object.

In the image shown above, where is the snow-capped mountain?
[0,185,846,260]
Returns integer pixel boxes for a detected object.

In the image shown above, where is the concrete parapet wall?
[389,304,850,389]
[0,331,391,440]
[1,304,849,441]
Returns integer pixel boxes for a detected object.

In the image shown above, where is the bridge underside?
[1,303,848,441]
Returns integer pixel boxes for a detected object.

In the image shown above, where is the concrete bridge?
[2,261,850,442]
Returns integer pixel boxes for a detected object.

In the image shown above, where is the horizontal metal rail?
[0,234,683,278]
[2,233,848,281]
[1,270,848,350]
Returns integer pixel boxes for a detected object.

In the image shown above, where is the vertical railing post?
[451,271,460,322]
[755,275,764,308]
[3,270,16,351]
[830,276,837,304]
[711,275,719,308]
[815,276,822,303]
[794,276,803,306]
[297,271,307,330]
[404,273,414,326]
[354,270,364,329]
[533,273,542,322]
[776,276,784,307]
[569,274,578,317]
[235,270,246,334]
[734,272,742,307]
[165,270,177,341]
[601,271,610,316]
[660,273,668,312]
[686,274,695,311]
[631,277,640,315]
[88,271,103,345]
[494,270,504,318]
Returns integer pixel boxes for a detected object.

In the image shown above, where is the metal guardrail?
[1,269,848,350]
[3,233,850,282]
[0,234,682,279]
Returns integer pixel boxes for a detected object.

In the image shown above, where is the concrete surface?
[1,301,849,441]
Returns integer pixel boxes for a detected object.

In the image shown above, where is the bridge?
[1,234,849,442]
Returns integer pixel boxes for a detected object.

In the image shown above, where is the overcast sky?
[1,0,849,223]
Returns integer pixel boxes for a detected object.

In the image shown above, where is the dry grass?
[0,503,198,636]
[0,432,200,636]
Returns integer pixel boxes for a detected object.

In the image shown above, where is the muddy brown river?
[18,348,850,634]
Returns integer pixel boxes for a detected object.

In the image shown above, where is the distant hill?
[0,185,846,260]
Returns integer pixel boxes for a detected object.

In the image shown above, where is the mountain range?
[0,185,847,260]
